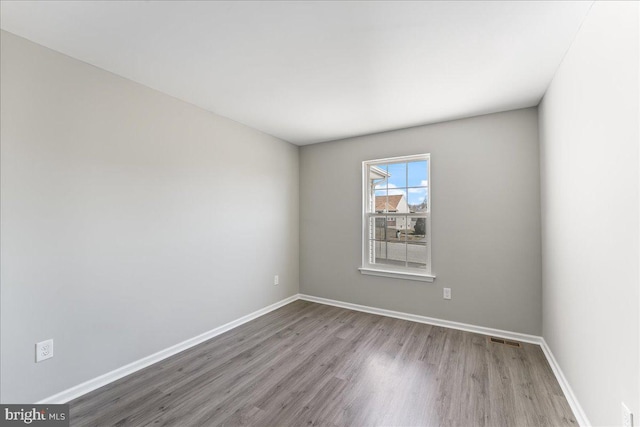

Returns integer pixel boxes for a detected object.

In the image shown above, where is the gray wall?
[300,108,542,335]
[539,2,639,425]
[0,31,299,403]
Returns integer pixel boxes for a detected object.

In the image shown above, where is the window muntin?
[362,154,431,277]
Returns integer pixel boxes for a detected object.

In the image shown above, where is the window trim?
[360,153,435,282]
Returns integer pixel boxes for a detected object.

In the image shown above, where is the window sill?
[358,267,436,282]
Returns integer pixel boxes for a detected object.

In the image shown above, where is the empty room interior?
[0,1,638,426]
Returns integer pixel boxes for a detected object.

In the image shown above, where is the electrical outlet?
[36,339,54,362]
[274,275,279,286]
[622,402,633,427]
[443,288,451,300]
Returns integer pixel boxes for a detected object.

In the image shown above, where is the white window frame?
[359,153,435,282]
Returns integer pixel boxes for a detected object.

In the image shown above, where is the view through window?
[363,154,431,276]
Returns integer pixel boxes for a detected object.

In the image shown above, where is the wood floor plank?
[69,300,577,426]
[70,300,316,421]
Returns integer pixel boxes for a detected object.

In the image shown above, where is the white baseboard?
[539,338,591,427]
[37,294,300,404]
[37,292,590,427]
[298,294,542,344]
[298,293,590,427]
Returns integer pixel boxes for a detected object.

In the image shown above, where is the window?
[359,154,435,282]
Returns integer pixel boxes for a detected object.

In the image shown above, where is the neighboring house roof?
[375,194,404,212]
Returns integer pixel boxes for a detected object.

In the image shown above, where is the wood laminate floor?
[69,300,577,426]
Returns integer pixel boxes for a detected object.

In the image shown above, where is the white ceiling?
[0,1,593,145]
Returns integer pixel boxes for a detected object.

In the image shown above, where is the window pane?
[383,193,407,213]
[370,164,388,190]
[374,191,387,213]
[386,217,401,242]
[408,188,428,212]
[407,243,427,269]
[408,160,428,187]
[387,162,407,189]
[373,178,388,193]
[406,217,427,243]
[384,240,407,266]
[370,217,386,241]
[370,239,385,264]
